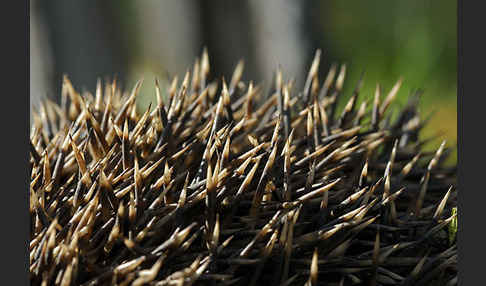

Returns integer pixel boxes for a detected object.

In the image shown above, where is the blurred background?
[30,0,457,163]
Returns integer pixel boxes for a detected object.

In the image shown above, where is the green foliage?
[320,0,457,163]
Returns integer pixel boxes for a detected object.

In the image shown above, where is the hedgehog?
[29,49,457,286]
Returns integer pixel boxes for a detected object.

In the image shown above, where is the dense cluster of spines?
[30,49,457,286]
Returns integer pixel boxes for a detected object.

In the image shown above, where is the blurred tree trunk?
[30,1,52,116]
[249,0,310,88]
[36,0,132,99]
[198,0,260,83]
[134,1,201,78]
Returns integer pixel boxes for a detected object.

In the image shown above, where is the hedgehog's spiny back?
[30,49,457,286]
